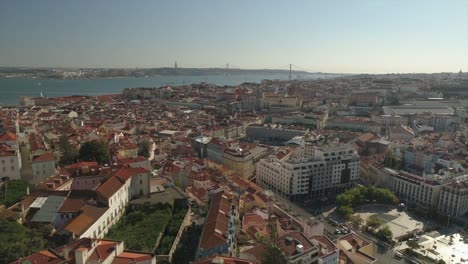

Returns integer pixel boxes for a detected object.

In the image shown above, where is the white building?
[392,171,442,209]
[62,167,151,239]
[372,115,407,127]
[437,179,468,217]
[275,232,319,264]
[311,235,339,264]
[0,144,21,180]
[257,141,359,202]
[31,152,56,184]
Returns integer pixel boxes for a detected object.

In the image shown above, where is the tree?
[262,245,288,264]
[337,206,353,218]
[350,215,363,226]
[336,193,353,207]
[59,134,79,166]
[138,139,152,159]
[376,225,393,242]
[79,140,110,165]
[0,217,46,263]
[366,215,383,229]
[0,180,35,207]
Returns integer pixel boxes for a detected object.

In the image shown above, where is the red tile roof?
[10,250,63,264]
[114,167,148,181]
[118,156,147,164]
[0,131,17,141]
[32,152,55,163]
[112,251,154,264]
[193,256,258,264]
[275,232,316,257]
[199,192,233,250]
[62,205,107,236]
[96,175,125,199]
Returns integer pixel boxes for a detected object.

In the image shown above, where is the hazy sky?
[1,0,467,73]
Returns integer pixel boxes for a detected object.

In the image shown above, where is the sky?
[0,0,467,73]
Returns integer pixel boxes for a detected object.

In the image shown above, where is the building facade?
[392,172,442,209]
[437,180,468,217]
[31,152,56,184]
[257,143,360,202]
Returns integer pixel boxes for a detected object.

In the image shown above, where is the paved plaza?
[354,205,423,239]
[396,231,468,263]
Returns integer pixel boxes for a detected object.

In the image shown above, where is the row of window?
[0,158,15,164]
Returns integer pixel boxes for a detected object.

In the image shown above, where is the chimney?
[74,248,88,264]
[62,247,71,260]
[296,244,304,254]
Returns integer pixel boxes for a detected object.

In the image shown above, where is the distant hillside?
[0,67,311,79]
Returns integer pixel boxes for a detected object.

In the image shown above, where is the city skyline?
[1,0,467,73]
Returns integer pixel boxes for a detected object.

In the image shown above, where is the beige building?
[275,232,319,264]
[0,145,21,180]
[438,180,468,217]
[336,233,377,264]
[223,147,254,179]
[392,171,442,209]
[372,114,407,127]
[31,152,56,184]
[262,93,302,109]
[257,143,360,202]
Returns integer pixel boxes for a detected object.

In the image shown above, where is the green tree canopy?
[59,134,79,166]
[0,217,46,263]
[366,215,384,229]
[376,225,393,242]
[337,205,354,218]
[336,186,398,208]
[262,245,288,264]
[350,214,363,226]
[138,139,152,159]
[79,140,110,165]
[0,180,35,207]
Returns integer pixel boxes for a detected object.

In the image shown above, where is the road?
[272,194,406,264]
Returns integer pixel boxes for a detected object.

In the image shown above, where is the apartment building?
[257,141,359,202]
[223,147,254,179]
[392,171,442,209]
[198,192,236,259]
[311,235,339,264]
[274,232,319,264]
[0,144,21,180]
[31,152,56,184]
[438,180,468,217]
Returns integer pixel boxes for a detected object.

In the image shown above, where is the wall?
[31,160,56,184]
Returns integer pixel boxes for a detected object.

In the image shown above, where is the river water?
[0,73,334,106]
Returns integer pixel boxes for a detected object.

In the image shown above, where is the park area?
[105,204,187,253]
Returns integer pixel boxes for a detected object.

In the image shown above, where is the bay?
[0,73,333,106]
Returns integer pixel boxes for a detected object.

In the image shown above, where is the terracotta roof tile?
[32,152,55,163]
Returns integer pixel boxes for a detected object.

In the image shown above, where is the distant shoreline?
[0,68,322,80]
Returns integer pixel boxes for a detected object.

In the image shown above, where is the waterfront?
[0,73,333,105]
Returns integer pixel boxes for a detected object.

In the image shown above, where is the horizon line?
[0,66,465,76]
